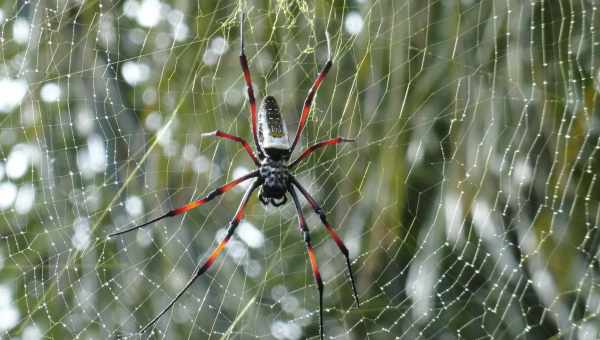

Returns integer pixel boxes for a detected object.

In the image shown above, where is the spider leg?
[202,130,260,165]
[140,180,259,334]
[239,12,262,158]
[290,31,333,153]
[289,137,355,168]
[108,171,258,237]
[290,177,360,307]
[289,186,324,340]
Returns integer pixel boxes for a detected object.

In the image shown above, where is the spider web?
[1,0,599,339]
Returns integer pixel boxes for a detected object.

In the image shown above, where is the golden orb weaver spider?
[110,12,360,340]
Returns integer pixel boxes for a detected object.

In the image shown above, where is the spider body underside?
[109,13,359,340]
[258,157,290,206]
[256,95,292,206]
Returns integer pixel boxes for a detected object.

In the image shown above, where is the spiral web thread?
[0,1,599,339]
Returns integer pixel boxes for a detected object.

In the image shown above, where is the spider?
[109,13,359,339]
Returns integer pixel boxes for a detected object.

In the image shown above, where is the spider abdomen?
[259,159,289,206]
[258,96,290,156]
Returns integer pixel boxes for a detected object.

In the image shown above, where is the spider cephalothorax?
[110,13,358,340]
[258,158,289,206]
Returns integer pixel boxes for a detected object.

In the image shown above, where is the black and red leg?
[140,180,260,334]
[289,186,324,340]
[109,171,258,237]
[239,13,262,158]
[202,130,260,165]
[290,32,333,153]
[289,137,355,168]
[290,177,360,307]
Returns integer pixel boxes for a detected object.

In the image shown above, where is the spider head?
[258,158,289,206]
[258,96,290,160]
